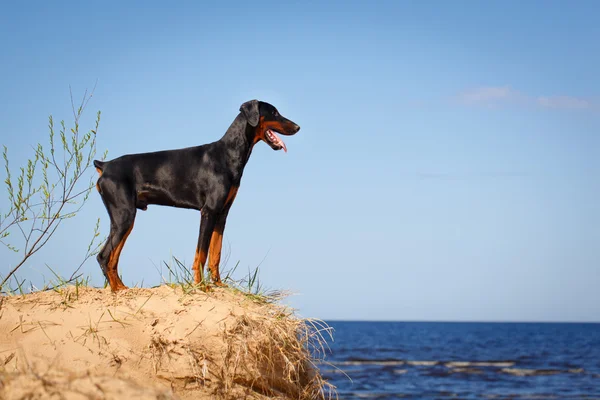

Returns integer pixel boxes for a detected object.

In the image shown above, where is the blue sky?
[0,1,598,322]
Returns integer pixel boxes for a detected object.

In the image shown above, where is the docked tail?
[93,160,105,173]
[94,160,105,194]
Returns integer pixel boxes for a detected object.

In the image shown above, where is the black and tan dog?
[94,100,300,291]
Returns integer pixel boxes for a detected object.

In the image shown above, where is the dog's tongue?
[270,130,287,153]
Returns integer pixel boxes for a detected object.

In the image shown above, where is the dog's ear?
[239,100,260,127]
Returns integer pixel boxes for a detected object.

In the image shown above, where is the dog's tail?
[94,160,105,175]
[93,160,105,194]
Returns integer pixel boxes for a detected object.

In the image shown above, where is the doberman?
[94,100,300,291]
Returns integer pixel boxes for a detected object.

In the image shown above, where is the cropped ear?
[239,100,260,127]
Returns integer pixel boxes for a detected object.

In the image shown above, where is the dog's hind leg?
[96,177,137,291]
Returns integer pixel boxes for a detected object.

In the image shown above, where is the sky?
[0,1,598,322]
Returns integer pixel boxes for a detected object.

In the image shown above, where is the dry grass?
[217,313,336,399]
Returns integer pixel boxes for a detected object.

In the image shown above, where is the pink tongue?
[270,130,287,153]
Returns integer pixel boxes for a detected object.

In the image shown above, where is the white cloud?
[456,86,597,111]
[455,86,520,105]
[537,96,591,110]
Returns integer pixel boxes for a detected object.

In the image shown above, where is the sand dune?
[0,285,328,399]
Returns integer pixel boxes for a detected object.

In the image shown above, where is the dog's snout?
[292,123,300,133]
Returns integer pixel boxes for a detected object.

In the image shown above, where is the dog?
[94,100,300,291]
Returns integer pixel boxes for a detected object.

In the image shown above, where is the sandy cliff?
[0,285,331,399]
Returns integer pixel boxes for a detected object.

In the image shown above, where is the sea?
[319,321,600,399]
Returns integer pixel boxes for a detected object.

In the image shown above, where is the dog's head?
[239,100,300,152]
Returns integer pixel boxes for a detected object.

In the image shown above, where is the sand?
[0,285,328,399]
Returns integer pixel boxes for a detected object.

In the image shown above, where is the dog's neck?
[218,114,258,180]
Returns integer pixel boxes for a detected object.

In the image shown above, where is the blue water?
[319,322,600,399]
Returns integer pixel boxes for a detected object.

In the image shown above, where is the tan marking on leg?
[225,186,239,207]
[192,247,208,285]
[208,229,226,287]
[106,223,134,292]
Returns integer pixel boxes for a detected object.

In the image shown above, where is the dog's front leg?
[208,211,230,287]
[192,211,216,285]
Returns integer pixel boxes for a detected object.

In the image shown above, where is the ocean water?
[319,321,600,399]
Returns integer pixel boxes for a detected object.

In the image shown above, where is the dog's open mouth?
[265,129,287,152]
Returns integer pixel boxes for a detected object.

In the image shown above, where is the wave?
[501,368,563,376]
[335,359,516,367]
[445,361,515,368]
[328,359,589,376]
[334,360,406,366]
[406,360,439,366]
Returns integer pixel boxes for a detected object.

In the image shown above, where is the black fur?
[94,100,300,291]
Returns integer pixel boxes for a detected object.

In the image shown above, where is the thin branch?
[0,87,104,289]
